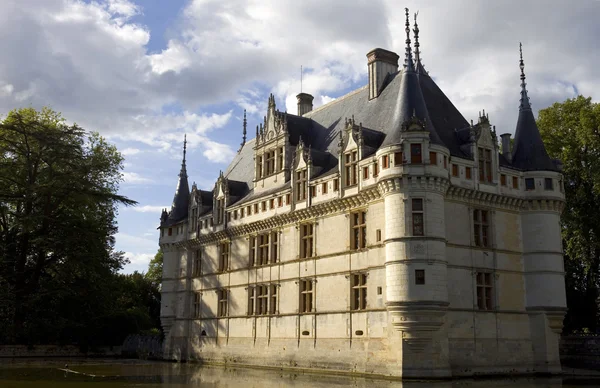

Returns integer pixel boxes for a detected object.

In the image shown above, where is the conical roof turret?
[167,135,190,224]
[383,8,442,147]
[511,44,558,171]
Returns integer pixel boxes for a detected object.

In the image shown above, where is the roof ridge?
[304,85,368,117]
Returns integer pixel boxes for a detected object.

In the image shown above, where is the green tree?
[0,107,136,344]
[537,96,600,333]
[145,248,163,286]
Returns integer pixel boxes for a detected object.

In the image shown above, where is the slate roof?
[165,148,190,226]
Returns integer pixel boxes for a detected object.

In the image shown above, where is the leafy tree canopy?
[538,95,600,333]
[145,248,163,287]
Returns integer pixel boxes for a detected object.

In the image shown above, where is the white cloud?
[129,205,169,213]
[121,147,141,156]
[122,171,153,184]
[122,251,154,274]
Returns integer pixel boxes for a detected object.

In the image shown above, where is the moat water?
[0,360,597,387]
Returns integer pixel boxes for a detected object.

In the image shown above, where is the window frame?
[476,272,494,311]
[344,150,358,187]
[299,223,314,259]
[350,210,367,250]
[193,250,202,277]
[193,292,201,318]
[219,241,230,272]
[525,178,535,191]
[351,273,367,310]
[296,169,308,201]
[411,144,422,164]
[299,279,314,313]
[412,198,424,236]
[473,209,490,248]
[478,147,493,183]
[217,289,228,317]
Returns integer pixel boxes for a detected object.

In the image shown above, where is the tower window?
[373,162,379,177]
[544,178,553,191]
[411,144,422,164]
[525,178,535,191]
[500,174,507,186]
[382,155,389,169]
[363,166,369,179]
[466,167,472,180]
[412,198,424,236]
[415,269,425,285]
[452,164,459,177]
[429,151,437,165]
[512,176,519,189]
[322,182,328,194]
[394,151,403,165]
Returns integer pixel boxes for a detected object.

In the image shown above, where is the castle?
[158,10,566,379]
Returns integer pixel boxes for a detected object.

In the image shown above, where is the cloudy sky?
[1,0,598,273]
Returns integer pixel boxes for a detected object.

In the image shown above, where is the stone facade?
[158,12,566,379]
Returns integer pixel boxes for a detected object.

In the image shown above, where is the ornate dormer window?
[478,147,492,183]
[265,149,276,175]
[339,116,363,188]
[256,154,263,179]
[216,198,225,224]
[296,169,307,201]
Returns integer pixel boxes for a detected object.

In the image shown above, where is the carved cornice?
[183,187,381,248]
[522,198,565,213]
[447,185,524,211]
[378,175,450,196]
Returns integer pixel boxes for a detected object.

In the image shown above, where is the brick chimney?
[297,93,314,116]
[367,48,399,100]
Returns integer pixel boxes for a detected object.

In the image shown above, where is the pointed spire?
[413,11,426,74]
[167,135,190,224]
[240,110,247,150]
[519,42,531,110]
[511,43,557,172]
[404,8,414,72]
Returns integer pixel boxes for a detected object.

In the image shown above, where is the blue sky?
[1,0,598,273]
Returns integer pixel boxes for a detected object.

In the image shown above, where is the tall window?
[193,292,201,318]
[300,279,314,313]
[512,176,519,189]
[466,167,472,180]
[257,285,269,315]
[415,269,425,285]
[344,151,358,186]
[500,174,507,186]
[217,289,228,317]
[277,147,284,171]
[333,179,339,191]
[476,272,493,310]
[478,148,492,183]
[219,242,229,272]
[193,250,202,277]
[412,199,424,236]
[265,150,276,175]
[270,285,278,314]
[350,210,367,250]
[473,209,489,248]
[248,287,255,315]
[351,273,367,310]
[216,198,225,224]
[248,285,278,315]
[545,178,553,190]
[411,144,422,164]
[373,162,379,177]
[296,169,307,201]
[300,224,314,258]
[271,232,279,263]
[257,233,269,265]
[322,182,328,194]
[257,155,263,179]
[249,236,256,267]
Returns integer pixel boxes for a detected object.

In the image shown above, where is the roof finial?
[519,42,531,110]
[404,8,414,71]
[240,109,247,150]
[183,134,187,164]
[413,11,421,64]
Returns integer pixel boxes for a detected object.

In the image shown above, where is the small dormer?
[338,116,364,189]
[213,172,229,228]
[254,94,290,192]
[472,110,499,185]
[291,138,311,207]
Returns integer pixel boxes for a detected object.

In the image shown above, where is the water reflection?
[0,360,594,387]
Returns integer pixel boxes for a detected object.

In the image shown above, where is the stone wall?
[0,345,121,358]
[122,334,163,360]
[560,335,600,370]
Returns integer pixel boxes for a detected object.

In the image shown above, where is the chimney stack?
[297,93,314,116]
[367,48,399,100]
[500,133,512,161]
